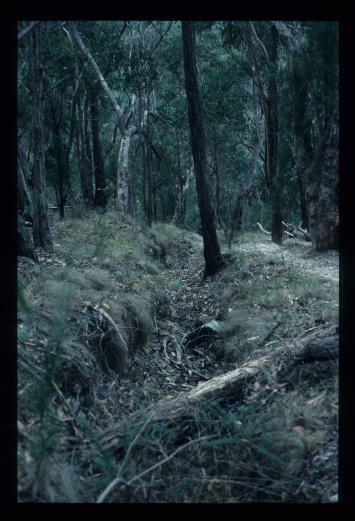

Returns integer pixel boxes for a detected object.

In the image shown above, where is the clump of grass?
[122,294,154,353]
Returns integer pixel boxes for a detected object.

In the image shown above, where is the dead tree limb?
[256,222,271,235]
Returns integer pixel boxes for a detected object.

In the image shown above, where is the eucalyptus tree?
[232,21,284,244]
[18,24,37,259]
[149,21,195,225]
[68,21,171,218]
[182,21,224,277]
[197,22,266,241]
[274,21,339,250]
[42,23,79,217]
[28,23,53,248]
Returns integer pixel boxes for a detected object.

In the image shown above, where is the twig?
[258,321,281,347]
[96,434,215,503]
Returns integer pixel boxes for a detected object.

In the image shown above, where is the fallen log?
[256,221,311,241]
[144,354,274,421]
[100,352,278,450]
[99,326,338,451]
[290,335,338,365]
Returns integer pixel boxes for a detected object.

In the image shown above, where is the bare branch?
[249,22,269,62]
[96,433,216,503]
[68,21,126,135]
[18,21,41,43]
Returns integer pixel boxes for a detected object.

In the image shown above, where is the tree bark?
[312,104,339,250]
[244,23,282,245]
[274,21,339,251]
[17,143,38,261]
[29,24,52,249]
[267,25,283,245]
[75,87,94,205]
[89,88,107,208]
[172,168,193,226]
[182,21,223,277]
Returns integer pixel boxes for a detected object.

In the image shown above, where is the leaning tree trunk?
[29,24,52,249]
[182,21,223,277]
[17,145,38,261]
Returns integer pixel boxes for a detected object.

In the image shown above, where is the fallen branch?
[147,356,271,420]
[258,321,281,347]
[99,326,338,451]
[256,222,271,235]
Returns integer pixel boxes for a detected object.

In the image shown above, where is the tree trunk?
[144,108,153,227]
[244,23,282,245]
[116,129,135,215]
[29,25,52,249]
[182,21,223,278]
[76,88,94,205]
[89,88,107,208]
[172,168,193,226]
[17,144,38,261]
[231,128,265,239]
[313,105,339,250]
[268,25,282,246]
[274,21,338,251]
[69,22,138,216]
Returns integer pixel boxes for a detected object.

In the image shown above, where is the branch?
[249,22,269,62]
[256,222,271,235]
[18,21,41,42]
[97,433,215,503]
[68,22,126,135]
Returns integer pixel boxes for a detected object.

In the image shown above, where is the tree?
[68,21,138,215]
[29,24,52,248]
[182,21,224,277]
[89,87,107,207]
[69,21,169,217]
[274,21,339,251]
[242,22,282,244]
[17,139,38,261]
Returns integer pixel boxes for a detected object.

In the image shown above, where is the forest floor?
[17,211,339,503]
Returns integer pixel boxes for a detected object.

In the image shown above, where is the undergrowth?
[17,210,338,503]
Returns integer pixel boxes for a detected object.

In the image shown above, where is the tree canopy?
[18,20,339,256]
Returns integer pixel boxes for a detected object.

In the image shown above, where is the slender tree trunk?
[144,104,153,227]
[17,143,38,261]
[69,22,138,216]
[29,24,52,249]
[232,129,265,239]
[268,25,282,245]
[172,168,193,226]
[313,104,339,250]
[116,129,135,215]
[182,21,223,277]
[89,88,107,207]
[76,88,94,205]
[296,167,309,230]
